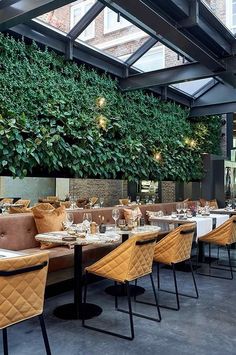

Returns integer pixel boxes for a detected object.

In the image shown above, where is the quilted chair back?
[153,223,195,265]
[14,199,31,208]
[90,197,98,206]
[86,231,159,283]
[200,216,236,246]
[119,199,129,206]
[0,198,13,204]
[0,252,49,329]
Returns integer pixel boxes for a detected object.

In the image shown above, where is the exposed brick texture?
[69,178,127,207]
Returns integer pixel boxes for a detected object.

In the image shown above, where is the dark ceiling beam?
[125,37,158,68]
[190,102,236,117]
[99,0,225,71]
[0,0,19,10]
[119,62,215,91]
[67,1,105,42]
[8,22,126,77]
[98,0,194,62]
[6,21,192,106]
[0,0,76,31]
[189,82,236,116]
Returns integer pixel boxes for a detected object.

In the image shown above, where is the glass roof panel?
[171,78,213,96]
[76,6,148,58]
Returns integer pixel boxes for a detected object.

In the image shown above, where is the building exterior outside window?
[70,0,95,40]
[104,7,131,34]
[226,0,236,34]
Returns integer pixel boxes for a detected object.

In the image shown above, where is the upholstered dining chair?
[0,198,14,204]
[197,216,236,280]
[119,198,129,206]
[14,199,31,208]
[0,252,51,355]
[83,231,161,340]
[152,223,198,311]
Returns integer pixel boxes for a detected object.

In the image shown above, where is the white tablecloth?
[209,214,229,227]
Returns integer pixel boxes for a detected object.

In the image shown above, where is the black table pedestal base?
[105,284,145,297]
[53,303,102,320]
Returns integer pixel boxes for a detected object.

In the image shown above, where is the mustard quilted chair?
[153,223,198,311]
[0,198,13,204]
[197,216,236,280]
[83,231,161,340]
[119,198,129,206]
[0,252,51,355]
[14,199,31,207]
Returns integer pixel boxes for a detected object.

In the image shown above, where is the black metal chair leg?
[115,281,118,309]
[172,264,180,311]
[156,262,160,289]
[150,273,161,321]
[82,271,88,326]
[2,328,8,355]
[133,279,137,302]
[189,260,199,298]
[126,282,134,340]
[38,314,51,355]
[227,245,234,280]
[209,243,211,269]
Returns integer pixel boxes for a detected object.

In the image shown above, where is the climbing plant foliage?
[0,34,222,181]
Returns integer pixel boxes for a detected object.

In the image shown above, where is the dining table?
[149,214,229,240]
[35,230,121,321]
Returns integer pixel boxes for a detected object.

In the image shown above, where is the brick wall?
[69,178,128,206]
[161,181,176,202]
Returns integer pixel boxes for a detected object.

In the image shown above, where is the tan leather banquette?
[0,202,179,285]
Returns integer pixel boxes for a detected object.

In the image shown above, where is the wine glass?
[100,197,104,208]
[112,208,120,231]
[65,212,74,228]
[136,195,140,205]
[176,202,181,216]
[152,195,156,204]
[227,199,232,210]
[183,202,187,218]
[82,213,92,233]
[145,196,149,204]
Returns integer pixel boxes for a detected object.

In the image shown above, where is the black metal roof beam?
[189,82,236,116]
[119,62,215,91]
[6,20,192,107]
[99,0,194,62]
[67,1,105,42]
[0,0,20,10]
[0,0,76,31]
[99,0,225,72]
[125,37,158,68]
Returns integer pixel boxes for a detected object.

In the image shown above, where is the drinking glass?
[112,208,120,231]
[82,213,92,233]
[136,195,140,204]
[66,212,74,228]
[183,202,187,218]
[176,202,181,216]
[100,197,104,208]
[83,213,92,223]
[227,199,232,209]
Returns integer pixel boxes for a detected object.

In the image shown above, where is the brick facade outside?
[69,178,127,207]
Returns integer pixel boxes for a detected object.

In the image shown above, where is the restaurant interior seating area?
[1,0,236,354]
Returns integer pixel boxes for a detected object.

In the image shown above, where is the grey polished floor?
[2,261,236,355]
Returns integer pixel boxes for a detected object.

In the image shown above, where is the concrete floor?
[2,258,236,355]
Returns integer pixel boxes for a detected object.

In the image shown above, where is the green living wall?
[0,34,222,181]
